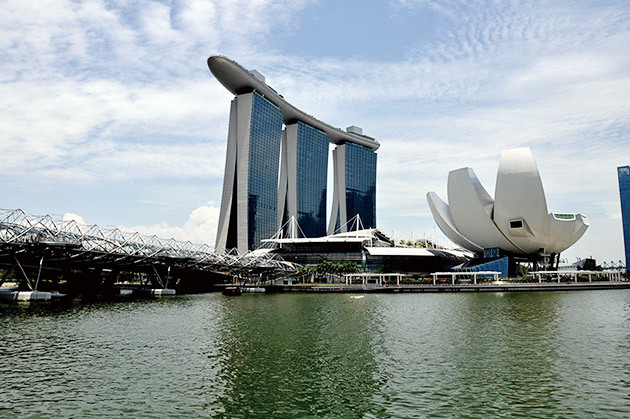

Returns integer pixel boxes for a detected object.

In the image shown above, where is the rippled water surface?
[1,291,629,417]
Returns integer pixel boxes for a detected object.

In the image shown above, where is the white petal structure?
[426,147,589,256]
[493,148,550,253]
[447,168,523,254]
[426,192,484,253]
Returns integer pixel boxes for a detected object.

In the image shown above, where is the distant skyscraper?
[278,122,329,238]
[618,166,630,274]
[329,142,377,234]
[215,92,283,252]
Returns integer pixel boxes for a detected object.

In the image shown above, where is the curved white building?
[426,148,589,259]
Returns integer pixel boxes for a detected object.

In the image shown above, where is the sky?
[1,0,629,263]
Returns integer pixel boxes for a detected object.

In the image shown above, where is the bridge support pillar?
[148,264,176,296]
[66,268,103,298]
[102,269,120,297]
[0,264,14,288]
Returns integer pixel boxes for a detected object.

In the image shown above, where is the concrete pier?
[18,291,52,301]
[242,287,266,293]
[149,288,176,296]
[0,290,52,301]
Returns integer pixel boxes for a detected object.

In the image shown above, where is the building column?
[328,145,347,235]
[215,99,239,251]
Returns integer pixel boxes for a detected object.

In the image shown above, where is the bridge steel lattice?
[0,208,299,293]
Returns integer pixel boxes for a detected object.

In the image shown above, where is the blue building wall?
[618,166,630,275]
[345,143,377,228]
[296,122,328,237]
[247,92,283,249]
[471,257,509,278]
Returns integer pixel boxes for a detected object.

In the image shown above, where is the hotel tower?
[208,56,379,252]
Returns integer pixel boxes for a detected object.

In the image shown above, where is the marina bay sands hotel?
[208,56,380,252]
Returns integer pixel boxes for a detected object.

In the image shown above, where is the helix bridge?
[0,208,299,293]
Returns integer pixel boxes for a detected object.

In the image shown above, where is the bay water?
[1,290,629,417]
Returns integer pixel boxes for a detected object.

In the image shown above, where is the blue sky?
[1,0,629,263]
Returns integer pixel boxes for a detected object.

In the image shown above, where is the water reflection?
[374,291,630,417]
[438,293,566,417]
[0,296,228,417]
[1,290,629,417]
[214,294,389,417]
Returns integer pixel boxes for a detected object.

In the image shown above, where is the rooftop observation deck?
[207,55,380,151]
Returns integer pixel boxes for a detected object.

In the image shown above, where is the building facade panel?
[215,99,238,251]
[277,129,290,231]
[215,91,283,252]
[278,122,329,238]
[345,143,377,229]
[329,143,377,233]
[619,166,630,274]
[235,94,254,251]
[246,92,284,250]
[327,146,345,234]
[295,122,328,237]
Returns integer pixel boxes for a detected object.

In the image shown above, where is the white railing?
[530,270,623,283]
[431,271,500,285]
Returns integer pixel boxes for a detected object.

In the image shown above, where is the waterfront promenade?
[224,279,630,294]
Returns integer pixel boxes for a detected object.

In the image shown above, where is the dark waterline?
[1,291,629,417]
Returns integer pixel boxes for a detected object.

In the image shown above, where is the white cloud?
[62,212,87,225]
[63,204,220,246]
[0,77,231,179]
[125,204,221,245]
[0,0,311,180]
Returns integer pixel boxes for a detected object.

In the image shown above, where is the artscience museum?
[427,147,589,270]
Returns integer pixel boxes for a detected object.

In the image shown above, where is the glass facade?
[618,166,630,275]
[247,92,283,249]
[472,257,509,278]
[345,143,377,228]
[296,122,328,237]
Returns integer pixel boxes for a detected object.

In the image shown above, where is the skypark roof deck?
[207,55,380,151]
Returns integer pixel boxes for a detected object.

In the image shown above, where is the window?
[345,143,377,228]
[247,92,283,248]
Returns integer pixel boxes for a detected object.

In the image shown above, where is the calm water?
[1,290,629,418]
